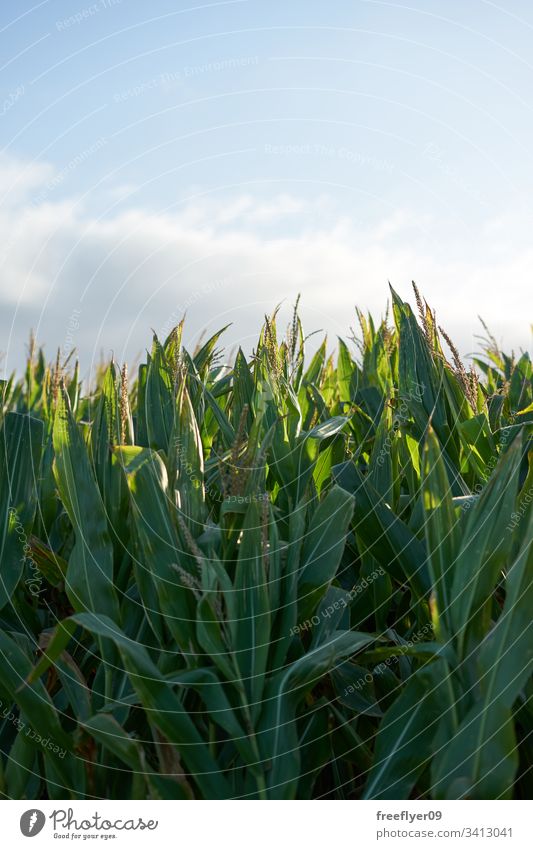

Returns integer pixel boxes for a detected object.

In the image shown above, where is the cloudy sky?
[1,0,532,375]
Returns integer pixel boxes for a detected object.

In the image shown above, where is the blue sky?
[1,0,532,374]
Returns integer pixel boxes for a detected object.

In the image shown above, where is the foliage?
[0,287,532,799]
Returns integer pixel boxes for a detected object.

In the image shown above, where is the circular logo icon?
[20,810,46,837]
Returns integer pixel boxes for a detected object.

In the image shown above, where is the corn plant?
[0,286,531,799]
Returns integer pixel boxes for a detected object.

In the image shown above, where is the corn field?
[0,286,532,800]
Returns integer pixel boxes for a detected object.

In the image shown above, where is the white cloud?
[0,153,531,374]
[0,153,55,207]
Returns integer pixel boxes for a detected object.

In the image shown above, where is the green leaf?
[233,499,271,717]
[122,448,196,648]
[333,460,430,598]
[363,663,444,799]
[0,629,75,786]
[298,486,354,620]
[71,612,232,799]
[337,337,355,403]
[260,630,373,798]
[171,384,205,534]
[478,523,533,709]
[53,390,119,621]
[83,713,145,773]
[422,427,461,638]
[432,701,518,799]
[0,413,43,610]
[144,337,174,451]
[449,436,523,655]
